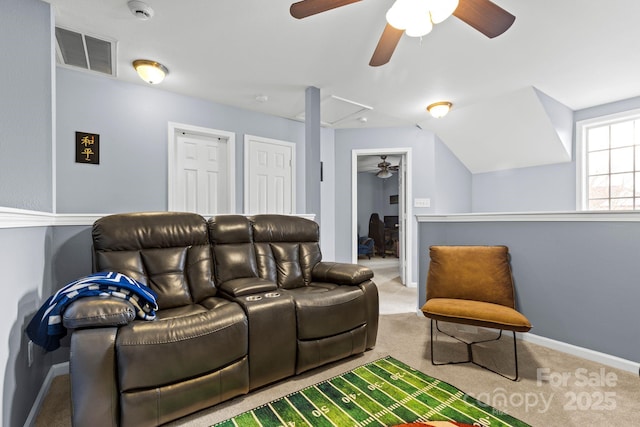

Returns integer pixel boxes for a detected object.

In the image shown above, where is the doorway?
[351,148,412,286]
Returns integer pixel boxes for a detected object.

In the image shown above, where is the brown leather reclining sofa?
[63,212,378,426]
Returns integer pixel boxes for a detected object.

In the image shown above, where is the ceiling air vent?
[55,27,116,76]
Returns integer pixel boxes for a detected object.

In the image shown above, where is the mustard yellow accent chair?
[421,245,532,380]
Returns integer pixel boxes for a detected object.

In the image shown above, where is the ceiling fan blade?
[453,0,515,38]
[369,24,404,67]
[290,0,361,19]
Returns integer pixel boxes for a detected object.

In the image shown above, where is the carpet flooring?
[34,259,640,426]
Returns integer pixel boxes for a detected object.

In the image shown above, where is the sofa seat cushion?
[289,284,367,340]
[116,297,248,391]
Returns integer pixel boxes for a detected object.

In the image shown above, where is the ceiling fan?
[376,155,399,178]
[289,0,515,66]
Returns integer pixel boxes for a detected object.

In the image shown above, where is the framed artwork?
[75,131,100,164]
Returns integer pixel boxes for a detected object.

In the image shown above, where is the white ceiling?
[46,0,640,171]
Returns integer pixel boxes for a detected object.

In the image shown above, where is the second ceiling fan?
[376,155,399,178]
[290,0,515,66]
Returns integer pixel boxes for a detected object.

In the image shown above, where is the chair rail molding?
[0,207,315,229]
[416,211,640,223]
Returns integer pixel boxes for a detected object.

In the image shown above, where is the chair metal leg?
[430,319,520,381]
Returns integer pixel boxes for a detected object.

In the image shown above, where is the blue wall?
[472,162,576,212]
[56,68,308,214]
[335,127,439,284]
[418,220,640,362]
[434,137,471,213]
[357,172,399,237]
[0,0,56,425]
[335,128,472,283]
[0,0,53,212]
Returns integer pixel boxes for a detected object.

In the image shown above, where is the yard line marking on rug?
[227,410,258,427]
[301,385,357,426]
[379,358,512,425]
[311,383,367,427]
[267,403,291,427]
[271,397,312,426]
[321,378,385,427]
[330,375,402,426]
[340,371,416,424]
[351,366,434,421]
[380,357,526,427]
[313,382,375,427]
[254,403,291,427]
[363,362,477,424]
[285,394,324,426]
[424,391,466,420]
[251,410,264,426]
[359,364,465,423]
[379,358,513,425]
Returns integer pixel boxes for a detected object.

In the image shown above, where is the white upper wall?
[425,86,573,174]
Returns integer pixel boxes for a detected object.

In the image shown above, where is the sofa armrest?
[219,277,278,297]
[63,297,136,329]
[70,327,119,427]
[312,262,373,285]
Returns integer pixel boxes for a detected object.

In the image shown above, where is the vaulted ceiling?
[46,0,640,172]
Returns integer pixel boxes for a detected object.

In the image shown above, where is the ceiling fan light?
[387,0,435,36]
[133,59,168,84]
[405,15,433,37]
[376,169,393,179]
[386,0,409,29]
[428,0,459,24]
[427,101,452,118]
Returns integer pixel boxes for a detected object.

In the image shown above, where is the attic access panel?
[55,27,116,76]
[297,95,373,127]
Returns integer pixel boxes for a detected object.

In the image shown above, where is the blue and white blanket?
[26,271,158,351]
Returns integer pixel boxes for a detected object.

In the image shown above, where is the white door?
[244,135,295,214]
[175,133,229,215]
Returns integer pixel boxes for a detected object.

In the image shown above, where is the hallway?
[358,257,418,314]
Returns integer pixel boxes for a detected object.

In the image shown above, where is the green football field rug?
[213,356,530,427]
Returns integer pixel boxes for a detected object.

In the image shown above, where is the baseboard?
[518,332,639,375]
[24,362,70,427]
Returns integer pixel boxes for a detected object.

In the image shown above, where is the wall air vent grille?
[55,27,116,76]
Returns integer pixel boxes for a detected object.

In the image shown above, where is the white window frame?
[576,108,640,211]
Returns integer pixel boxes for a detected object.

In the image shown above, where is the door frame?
[243,134,296,214]
[167,122,236,214]
[351,147,413,286]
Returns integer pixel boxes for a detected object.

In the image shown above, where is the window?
[577,110,640,211]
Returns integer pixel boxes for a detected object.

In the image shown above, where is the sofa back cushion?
[208,215,259,284]
[251,215,322,289]
[92,212,216,309]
